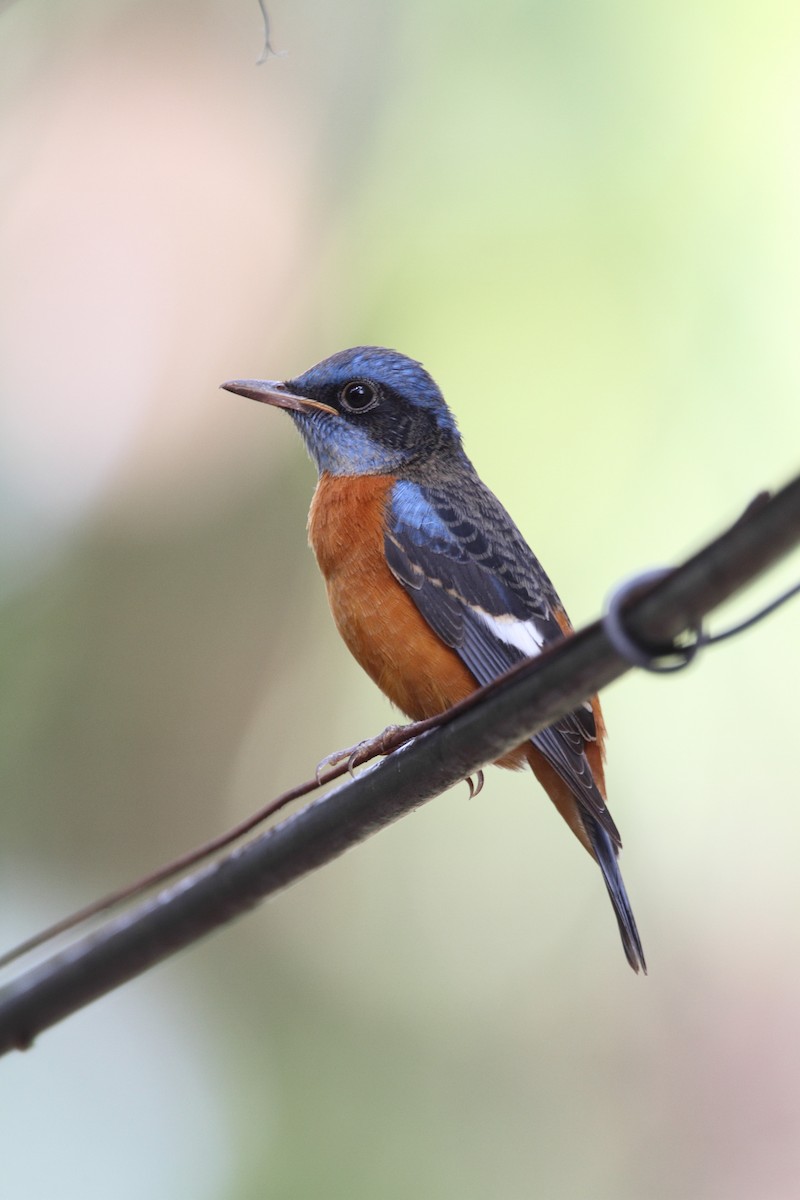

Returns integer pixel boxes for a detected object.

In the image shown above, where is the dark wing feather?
[385,476,619,845]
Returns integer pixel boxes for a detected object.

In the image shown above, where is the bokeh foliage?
[1,2,799,1197]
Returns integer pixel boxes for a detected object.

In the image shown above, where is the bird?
[222,347,645,972]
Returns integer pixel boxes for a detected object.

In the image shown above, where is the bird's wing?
[385,477,619,845]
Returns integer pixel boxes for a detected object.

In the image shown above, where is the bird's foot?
[316,723,410,784]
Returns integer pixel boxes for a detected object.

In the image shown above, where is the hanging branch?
[0,473,798,1056]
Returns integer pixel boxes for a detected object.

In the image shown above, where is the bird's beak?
[220,378,338,416]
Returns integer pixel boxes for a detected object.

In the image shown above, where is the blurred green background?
[2,1,799,1196]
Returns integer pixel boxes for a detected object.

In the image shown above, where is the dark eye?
[340,380,379,413]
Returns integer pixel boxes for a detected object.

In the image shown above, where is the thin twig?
[0,474,798,1055]
[255,0,284,64]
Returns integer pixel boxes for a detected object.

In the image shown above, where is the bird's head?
[222,346,462,477]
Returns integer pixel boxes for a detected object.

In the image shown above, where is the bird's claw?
[315,724,409,785]
[465,770,485,799]
[315,745,361,784]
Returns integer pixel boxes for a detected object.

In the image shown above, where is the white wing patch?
[475,610,545,658]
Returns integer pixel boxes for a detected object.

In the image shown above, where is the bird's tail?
[582,811,646,974]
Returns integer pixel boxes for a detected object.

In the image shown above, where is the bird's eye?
[340,380,379,413]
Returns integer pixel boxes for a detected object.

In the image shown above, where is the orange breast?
[308,473,480,723]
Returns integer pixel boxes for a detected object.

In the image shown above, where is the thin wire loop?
[603,567,800,673]
[704,579,800,644]
[603,569,702,672]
